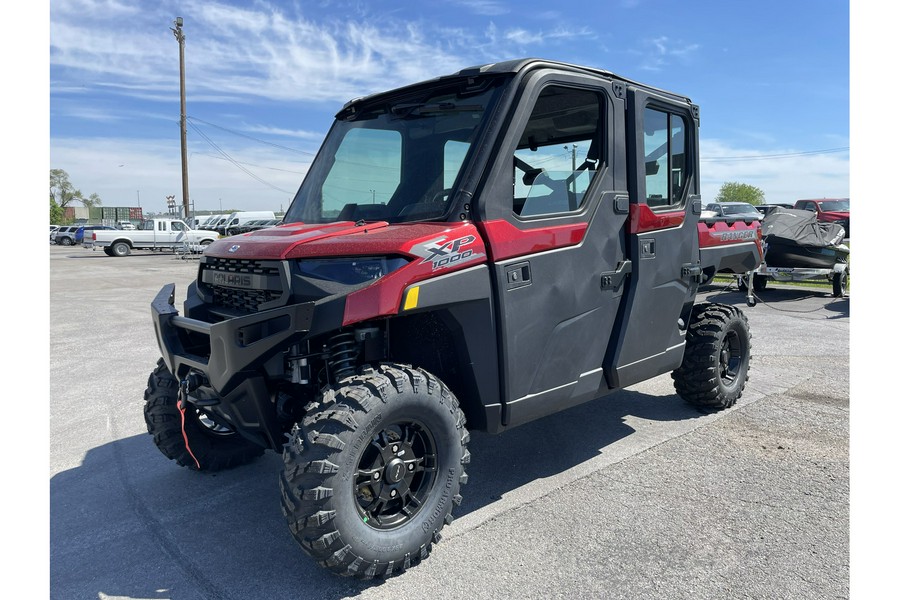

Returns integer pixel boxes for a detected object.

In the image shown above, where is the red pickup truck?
[794,198,850,237]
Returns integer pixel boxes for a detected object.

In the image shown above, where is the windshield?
[820,200,849,211]
[284,77,507,225]
[722,203,759,215]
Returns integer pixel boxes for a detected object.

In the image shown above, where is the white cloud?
[50,136,310,214]
[50,1,599,108]
[700,139,850,204]
[636,36,700,71]
[453,0,510,16]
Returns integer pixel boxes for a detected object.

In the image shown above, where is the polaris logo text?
[213,273,253,288]
[422,235,476,270]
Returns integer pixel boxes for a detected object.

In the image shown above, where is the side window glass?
[444,140,469,190]
[172,221,184,232]
[158,221,167,232]
[643,107,689,210]
[513,86,604,218]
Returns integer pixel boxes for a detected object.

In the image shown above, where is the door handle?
[600,260,632,290]
[505,261,532,290]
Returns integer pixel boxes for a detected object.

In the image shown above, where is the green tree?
[49,169,103,211]
[715,181,765,205]
[50,195,64,224]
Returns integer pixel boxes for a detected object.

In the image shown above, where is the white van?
[221,211,276,236]
[198,214,227,231]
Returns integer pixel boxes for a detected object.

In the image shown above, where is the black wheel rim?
[354,420,438,530]
[719,330,744,388]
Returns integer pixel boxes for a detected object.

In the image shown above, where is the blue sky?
[46,0,850,215]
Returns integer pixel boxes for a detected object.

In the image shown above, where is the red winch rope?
[177,386,202,470]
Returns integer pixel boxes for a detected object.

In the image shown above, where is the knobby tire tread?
[143,359,265,472]
[672,303,751,409]
[280,363,468,579]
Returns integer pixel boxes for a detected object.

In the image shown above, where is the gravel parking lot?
[47,245,850,599]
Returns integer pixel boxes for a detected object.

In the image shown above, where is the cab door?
[606,88,702,388]
[476,71,630,429]
[154,220,181,247]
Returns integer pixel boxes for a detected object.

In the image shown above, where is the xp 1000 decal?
[410,234,485,271]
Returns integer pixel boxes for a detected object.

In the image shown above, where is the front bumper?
[152,283,316,390]
[151,283,316,448]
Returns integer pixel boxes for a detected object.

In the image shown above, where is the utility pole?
[566,144,578,194]
[172,17,190,221]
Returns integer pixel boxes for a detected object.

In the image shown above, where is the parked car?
[704,202,763,220]
[53,225,81,246]
[233,218,280,234]
[794,198,850,237]
[76,225,116,246]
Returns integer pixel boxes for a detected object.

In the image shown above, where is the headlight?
[297,257,409,285]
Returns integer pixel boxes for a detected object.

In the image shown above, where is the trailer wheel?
[737,274,767,292]
[143,359,265,471]
[832,268,848,298]
[672,303,751,410]
[280,364,469,579]
[112,241,131,257]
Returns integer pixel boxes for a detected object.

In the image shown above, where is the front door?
[477,72,630,428]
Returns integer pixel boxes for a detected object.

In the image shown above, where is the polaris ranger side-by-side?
[145,59,763,579]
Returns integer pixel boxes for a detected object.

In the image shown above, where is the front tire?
[672,303,751,409]
[143,359,265,471]
[280,364,469,579]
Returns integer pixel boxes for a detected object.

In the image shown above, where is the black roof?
[339,58,693,115]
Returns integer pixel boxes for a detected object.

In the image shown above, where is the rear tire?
[143,359,265,471]
[60,237,73,246]
[280,364,469,579]
[112,241,131,257]
[672,303,751,410]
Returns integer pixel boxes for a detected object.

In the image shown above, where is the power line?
[194,152,308,176]
[187,121,295,195]
[702,147,849,162]
[187,116,319,157]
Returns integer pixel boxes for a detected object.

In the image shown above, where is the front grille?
[200,257,286,313]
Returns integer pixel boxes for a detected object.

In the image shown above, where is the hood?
[202,220,483,262]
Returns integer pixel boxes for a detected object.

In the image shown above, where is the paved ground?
[48,245,849,599]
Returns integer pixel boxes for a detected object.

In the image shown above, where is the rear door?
[605,87,702,388]
[476,70,630,428]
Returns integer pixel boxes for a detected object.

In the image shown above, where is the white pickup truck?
[87,218,220,256]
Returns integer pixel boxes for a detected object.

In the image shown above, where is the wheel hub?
[354,421,437,530]
[384,457,406,484]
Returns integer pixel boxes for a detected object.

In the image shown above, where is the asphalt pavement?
[47,245,850,599]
